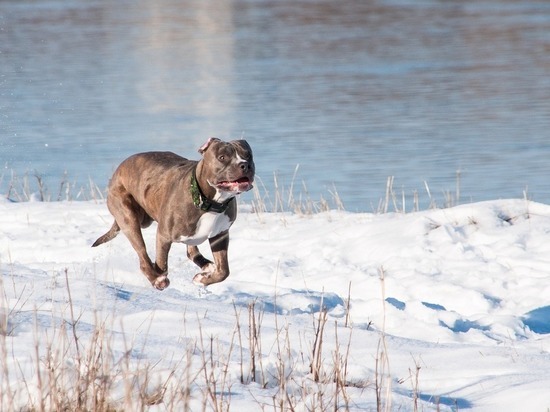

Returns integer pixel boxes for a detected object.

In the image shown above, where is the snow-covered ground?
[1,198,550,410]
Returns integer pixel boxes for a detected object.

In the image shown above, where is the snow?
[1,198,550,410]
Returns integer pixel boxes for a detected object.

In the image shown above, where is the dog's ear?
[198,137,221,154]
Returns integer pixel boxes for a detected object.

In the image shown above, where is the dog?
[92,137,255,290]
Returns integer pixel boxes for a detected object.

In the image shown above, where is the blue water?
[1,0,549,211]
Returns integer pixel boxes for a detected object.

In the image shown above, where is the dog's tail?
[92,221,120,247]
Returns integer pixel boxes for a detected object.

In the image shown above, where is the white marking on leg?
[203,263,216,273]
[193,273,208,285]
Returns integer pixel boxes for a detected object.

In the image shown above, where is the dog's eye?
[218,155,225,161]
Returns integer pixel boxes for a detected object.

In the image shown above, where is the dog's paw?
[192,272,209,286]
[153,275,170,290]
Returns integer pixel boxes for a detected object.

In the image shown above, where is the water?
[1,0,549,211]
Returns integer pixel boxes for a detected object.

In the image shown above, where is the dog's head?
[198,137,255,194]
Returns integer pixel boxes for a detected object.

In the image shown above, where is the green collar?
[191,167,233,213]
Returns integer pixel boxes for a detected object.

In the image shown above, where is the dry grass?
[1,167,467,215]
[1,171,104,202]
[250,172,345,216]
[376,172,463,214]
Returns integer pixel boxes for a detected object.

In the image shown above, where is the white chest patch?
[178,212,232,246]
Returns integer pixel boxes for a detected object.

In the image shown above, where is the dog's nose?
[239,162,249,172]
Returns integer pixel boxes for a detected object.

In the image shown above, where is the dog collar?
[191,167,233,213]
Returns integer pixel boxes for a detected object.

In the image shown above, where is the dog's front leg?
[187,245,214,271]
[192,231,230,286]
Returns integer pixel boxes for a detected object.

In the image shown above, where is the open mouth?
[216,177,253,192]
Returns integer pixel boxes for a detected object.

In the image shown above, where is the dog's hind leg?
[153,232,172,281]
[92,221,120,247]
[108,192,169,290]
